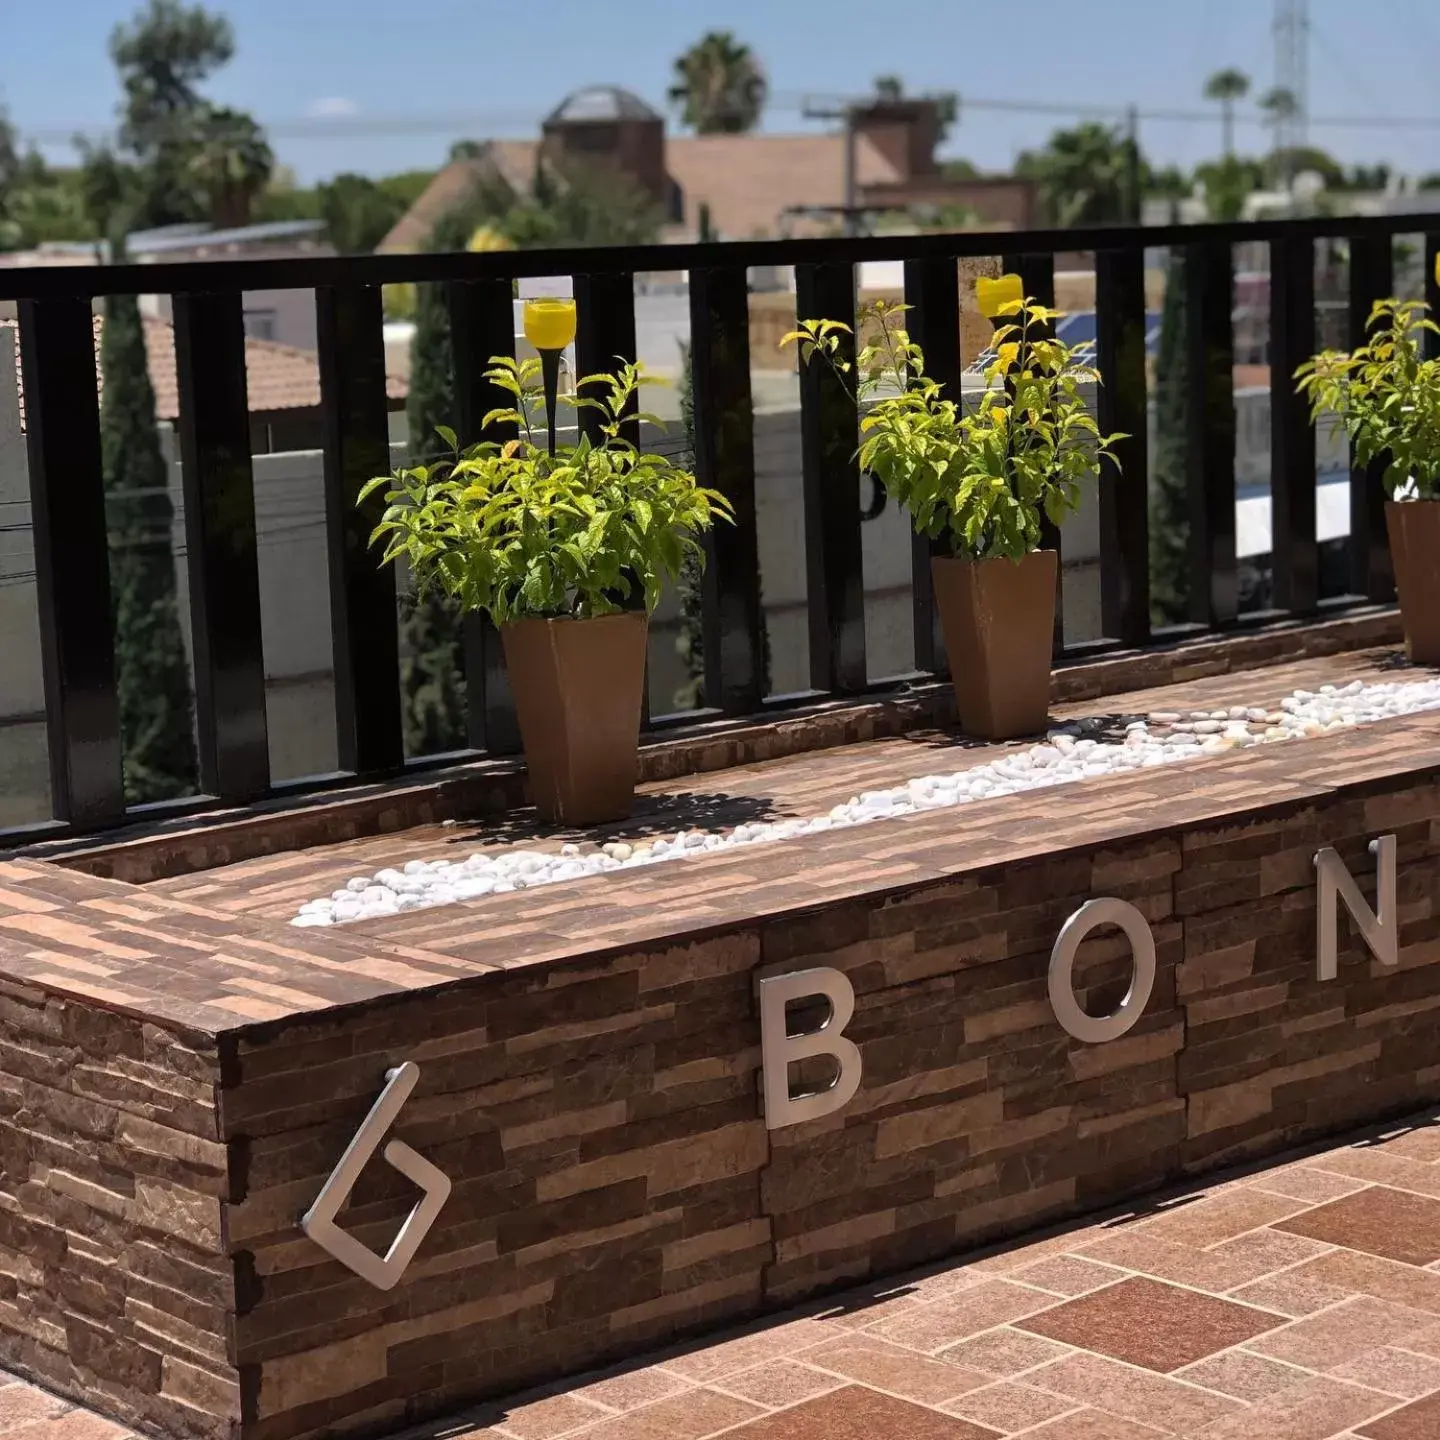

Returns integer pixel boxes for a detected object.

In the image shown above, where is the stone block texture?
[0,660,1437,1440]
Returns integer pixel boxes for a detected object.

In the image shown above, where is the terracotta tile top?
[1276,1187,1440,1266]
[0,644,1436,1039]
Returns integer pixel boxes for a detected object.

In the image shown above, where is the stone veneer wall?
[1,765,1438,1440]
[0,989,234,1438]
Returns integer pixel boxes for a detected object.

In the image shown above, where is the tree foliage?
[668,31,767,134]
[98,283,199,802]
[1203,68,1250,157]
[1015,122,1145,227]
[1150,250,1190,626]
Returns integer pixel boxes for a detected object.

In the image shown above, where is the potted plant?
[783,277,1123,739]
[1296,296,1440,665]
[360,356,732,825]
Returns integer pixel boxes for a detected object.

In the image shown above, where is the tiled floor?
[19,1115,1440,1439]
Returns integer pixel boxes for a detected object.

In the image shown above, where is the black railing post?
[1348,232,1395,602]
[316,283,404,776]
[902,256,959,677]
[1269,234,1319,617]
[1426,234,1440,362]
[16,297,125,827]
[574,273,639,447]
[689,266,766,714]
[1095,247,1151,646]
[1184,241,1239,628]
[450,277,521,756]
[172,291,270,801]
[795,261,867,694]
[1003,250,1063,653]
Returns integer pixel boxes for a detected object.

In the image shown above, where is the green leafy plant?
[361,359,733,624]
[782,297,1123,560]
[1295,298,1440,499]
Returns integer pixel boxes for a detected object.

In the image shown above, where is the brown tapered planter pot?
[1387,500,1440,667]
[501,611,648,826]
[932,549,1057,741]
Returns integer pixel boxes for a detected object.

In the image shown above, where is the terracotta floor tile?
[1176,1349,1317,1402]
[1288,1252,1440,1315]
[1249,1297,1435,1371]
[868,1282,1057,1355]
[939,1381,1078,1433]
[1078,1231,1276,1293]
[717,1385,1000,1439]
[1251,1168,1373,1204]
[1371,1125,1440,1163]
[1277,1188,1440,1267]
[1209,1228,1332,1276]
[1358,1389,1440,1439]
[803,1335,989,1404]
[1193,1375,1397,1440]
[1015,1411,1169,1439]
[1010,1255,1128,1297]
[937,1327,1075,1378]
[709,1362,842,1410]
[570,1370,690,1413]
[577,1389,764,1440]
[1229,1265,1358,1318]
[1023,1351,1241,1432]
[1332,1346,1440,1399]
[3,1418,127,1440]
[1138,1189,1311,1248]
[492,1394,613,1439]
[660,1320,844,1381]
[0,1387,72,1433]
[1017,1277,1285,1372]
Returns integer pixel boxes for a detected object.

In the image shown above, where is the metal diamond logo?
[300,1062,451,1291]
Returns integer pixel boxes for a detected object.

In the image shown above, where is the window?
[243,309,277,342]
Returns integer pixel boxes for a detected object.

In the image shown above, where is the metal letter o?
[1048,897,1156,1044]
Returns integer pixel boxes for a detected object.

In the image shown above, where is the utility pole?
[802,96,863,236]
[1274,0,1310,188]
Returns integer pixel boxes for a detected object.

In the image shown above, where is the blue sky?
[3,0,1432,185]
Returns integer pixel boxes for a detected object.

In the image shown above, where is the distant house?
[378,84,1036,252]
[3,313,408,453]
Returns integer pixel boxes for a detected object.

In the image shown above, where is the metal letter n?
[300,1061,451,1291]
[757,967,862,1130]
[1314,834,1398,982]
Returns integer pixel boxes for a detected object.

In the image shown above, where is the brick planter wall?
[0,708,1437,1440]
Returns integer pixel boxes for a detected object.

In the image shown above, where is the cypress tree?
[399,211,469,755]
[672,343,771,709]
[99,285,198,802]
[1149,247,1190,627]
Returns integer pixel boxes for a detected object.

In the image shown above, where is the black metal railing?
[2,210,1436,844]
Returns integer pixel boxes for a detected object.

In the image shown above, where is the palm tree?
[1258,87,1300,188]
[1015,122,1145,228]
[188,105,273,227]
[1203,68,1250,159]
[668,31,767,135]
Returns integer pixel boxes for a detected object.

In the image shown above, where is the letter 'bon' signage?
[757,833,1401,1131]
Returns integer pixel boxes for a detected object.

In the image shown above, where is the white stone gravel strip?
[291,677,1440,928]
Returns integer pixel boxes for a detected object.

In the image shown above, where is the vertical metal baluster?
[451,277,521,755]
[1184,241,1239,627]
[17,297,125,826]
[1348,232,1395,602]
[1426,234,1440,363]
[317,283,404,776]
[172,291,270,800]
[903,256,960,677]
[795,261,867,695]
[1095,247,1151,647]
[689,266,765,713]
[1269,234,1319,617]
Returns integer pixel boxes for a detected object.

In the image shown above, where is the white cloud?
[305,97,359,120]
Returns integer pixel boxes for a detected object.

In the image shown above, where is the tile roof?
[3,313,407,432]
